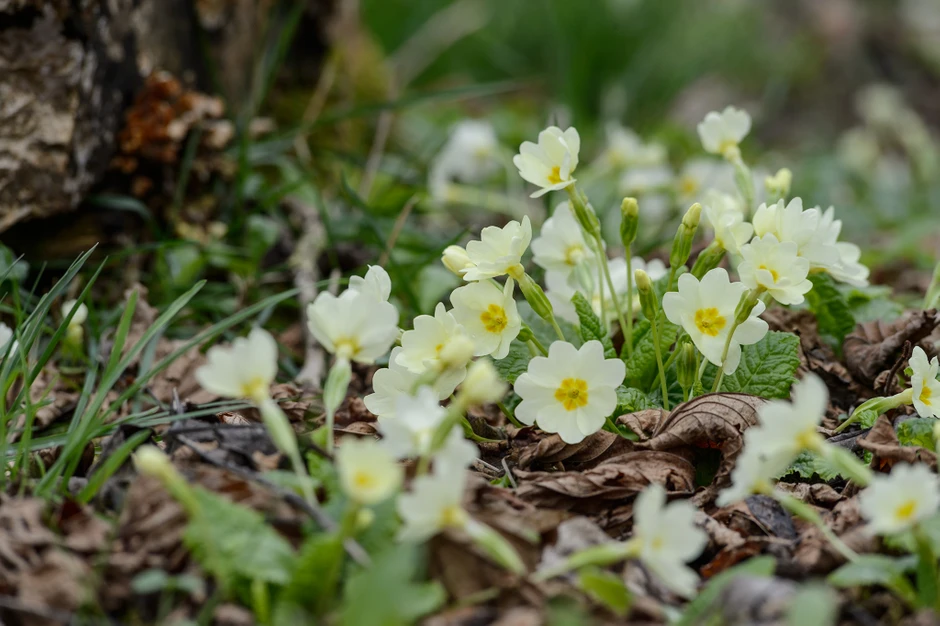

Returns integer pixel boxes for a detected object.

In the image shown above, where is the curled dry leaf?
[843,309,940,386]
[856,414,938,471]
[510,428,634,471]
[635,393,765,488]
[618,408,669,441]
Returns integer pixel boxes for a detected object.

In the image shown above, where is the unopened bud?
[61,300,88,326]
[323,357,353,416]
[442,245,473,277]
[620,197,639,247]
[134,446,174,480]
[517,325,534,343]
[459,359,507,407]
[568,194,601,239]
[677,343,696,392]
[732,289,761,326]
[764,168,792,201]
[517,274,554,323]
[669,203,702,271]
[634,269,658,321]
[259,398,301,461]
[690,241,726,279]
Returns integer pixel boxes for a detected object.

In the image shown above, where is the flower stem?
[914,525,940,611]
[834,390,913,434]
[712,289,760,393]
[773,491,858,563]
[625,252,634,357]
[550,317,566,342]
[648,316,670,410]
[532,540,635,582]
[593,233,630,340]
[528,335,548,356]
[497,401,524,429]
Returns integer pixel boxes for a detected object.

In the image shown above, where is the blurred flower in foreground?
[514,340,625,444]
[337,437,403,506]
[697,106,751,160]
[196,328,278,405]
[910,347,940,418]
[428,120,500,199]
[860,463,940,536]
[513,126,581,197]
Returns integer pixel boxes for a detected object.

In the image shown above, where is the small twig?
[500,457,517,489]
[378,195,419,266]
[884,341,913,396]
[173,434,368,565]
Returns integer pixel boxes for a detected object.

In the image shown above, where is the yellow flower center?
[795,428,821,452]
[439,504,466,528]
[759,264,780,283]
[895,499,917,522]
[547,165,563,185]
[694,308,727,337]
[239,376,268,402]
[650,535,665,550]
[564,244,586,266]
[335,337,360,360]
[480,304,508,334]
[921,385,933,406]
[554,378,589,411]
[719,140,739,159]
[679,175,698,197]
[352,470,377,491]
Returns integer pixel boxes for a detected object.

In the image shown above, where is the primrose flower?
[676,158,735,206]
[514,340,625,444]
[703,191,752,255]
[378,386,448,460]
[531,202,596,280]
[514,126,581,197]
[461,217,532,281]
[910,347,940,418]
[815,207,871,287]
[442,245,474,277]
[429,120,500,198]
[697,106,752,160]
[456,358,508,409]
[397,462,469,542]
[0,322,16,357]
[364,348,423,419]
[630,484,707,598]
[662,269,768,374]
[717,443,788,506]
[748,374,829,464]
[196,328,279,405]
[397,303,473,394]
[860,463,940,536]
[620,165,674,197]
[337,437,403,506]
[737,234,812,305]
[348,265,392,302]
[61,299,88,325]
[307,268,400,364]
[450,279,521,359]
[597,124,667,169]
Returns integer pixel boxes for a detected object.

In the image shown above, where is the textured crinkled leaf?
[616,386,653,414]
[842,284,904,324]
[806,273,856,346]
[621,314,679,390]
[519,301,580,349]
[897,418,937,449]
[702,332,801,399]
[493,340,530,384]
[780,451,842,481]
[572,292,615,358]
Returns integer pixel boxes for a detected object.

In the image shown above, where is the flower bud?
[465,518,525,574]
[620,197,640,248]
[259,398,302,461]
[459,359,508,407]
[134,446,174,480]
[677,342,696,392]
[439,334,475,371]
[323,357,353,417]
[634,269,658,321]
[568,189,601,239]
[732,289,761,326]
[61,300,88,326]
[442,245,473,277]
[517,273,555,323]
[690,241,726,279]
[517,325,534,343]
[764,168,792,200]
[669,203,702,271]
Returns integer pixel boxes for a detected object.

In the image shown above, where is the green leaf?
[572,292,615,358]
[842,284,904,324]
[702,331,801,399]
[676,556,776,626]
[340,545,445,626]
[184,488,297,594]
[280,532,345,615]
[828,554,917,588]
[621,314,679,391]
[494,302,580,384]
[780,450,843,481]
[897,418,937,449]
[786,586,839,626]
[577,566,631,616]
[806,273,856,346]
[616,386,652,414]
[493,340,531,384]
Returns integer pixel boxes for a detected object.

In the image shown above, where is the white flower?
[630,484,707,598]
[514,340,625,444]
[462,217,532,281]
[434,426,480,478]
[597,124,667,169]
[364,348,420,418]
[442,245,474,277]
[662,269,768,374]
[61,300,88,325]
[428,120,500,198]
[910,347,940,418]
[348,265,392,302]
[0,322,16,357]
[697,106,752,159]
[676,158,735,206]
[814,207,870,287]
[378,386,448,460]
[450,279,521,359]
[747,374,828,464]
[397,462,469,542]
[513,126,581,197]
[397,303,472,394]
[737,234,812,305]
[196,328,279,404]
[531,202,596,280]
[457,358,508,408]
[307,279,400,364]
[703,191,752,255]
[337,437,403,505]
[717,443,788,506]
[860,463,940,536]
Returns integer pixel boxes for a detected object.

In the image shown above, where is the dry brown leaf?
[857,414,938,470]
[618,408,669,441]
[636,393,765,488]
[844,309,940,386]
[510,428,634,471]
